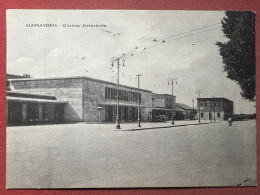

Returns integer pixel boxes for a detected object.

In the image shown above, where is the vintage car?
[153,115,167,122]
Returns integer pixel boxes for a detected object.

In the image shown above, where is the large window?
[105,87,141,102]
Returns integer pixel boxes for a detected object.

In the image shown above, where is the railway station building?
[7,74,176,125]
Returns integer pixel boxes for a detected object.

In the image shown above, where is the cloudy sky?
[7,10,255,114]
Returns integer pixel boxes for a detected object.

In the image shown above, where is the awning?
[7,96,67,104]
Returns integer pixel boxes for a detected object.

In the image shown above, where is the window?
[104,87,140,102]
[201,113,204,117]
[200,103,203,107]
[217,113,220,117]
[205,103,207,107]
[213,103,216,107]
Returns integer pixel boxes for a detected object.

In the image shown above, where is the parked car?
[190,114,198,120]
[232,114,243,121]
[153,115,166,122]
[174,112,185,120]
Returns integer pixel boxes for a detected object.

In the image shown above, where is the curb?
[114,122,221,131]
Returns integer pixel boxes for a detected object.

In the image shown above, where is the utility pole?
[208,100,212,122]
[196,89,203,123]
[169,78,177,125]
[137,74,141,127]
[111,54,126,129]
[212,96,216,122]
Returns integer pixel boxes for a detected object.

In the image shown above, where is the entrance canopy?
[7,96,67,104]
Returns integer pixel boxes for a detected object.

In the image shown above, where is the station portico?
[7,91,66,125]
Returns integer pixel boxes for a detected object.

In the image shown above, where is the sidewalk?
[114,120,221,131]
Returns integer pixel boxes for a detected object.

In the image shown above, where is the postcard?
[6,9,256,188]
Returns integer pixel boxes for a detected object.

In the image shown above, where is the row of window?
[200,102,221,107]
[105,87,141,102]
[201,112,221,117]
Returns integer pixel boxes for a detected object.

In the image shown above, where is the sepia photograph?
[6,9,256,188]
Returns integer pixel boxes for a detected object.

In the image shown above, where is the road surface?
[6,120,256,188]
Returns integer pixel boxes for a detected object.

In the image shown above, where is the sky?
[6,10,256,114]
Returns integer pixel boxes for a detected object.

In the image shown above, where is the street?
[6,120,256,188]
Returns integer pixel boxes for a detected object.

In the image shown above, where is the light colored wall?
[199,111,224,121]
[82,79,152,122]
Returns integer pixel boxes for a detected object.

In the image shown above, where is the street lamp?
[196,89,203,123]
[136,74,141,127]
[168,78,177,125]
[207,101,212,123]
[212,96,216,122]
[111,54,126,129]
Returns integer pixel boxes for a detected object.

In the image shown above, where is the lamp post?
[137,74,141,127]
[207,101,212,122]
[196,89,203,123]
[111,54,126,129]
[169,78,177,125]
[212,96,216,122]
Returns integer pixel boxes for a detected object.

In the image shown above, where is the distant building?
[7,75,177,125]
[151,93,176,121]
[197,98,233,121]
[176,103,193,119]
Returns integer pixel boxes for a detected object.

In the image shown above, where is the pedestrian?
[228,117,233,126]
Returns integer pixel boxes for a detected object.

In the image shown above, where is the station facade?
[7,75,176,125]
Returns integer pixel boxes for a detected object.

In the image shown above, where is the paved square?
[6,120,256,188]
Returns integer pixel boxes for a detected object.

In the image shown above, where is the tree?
[216,11,256,101]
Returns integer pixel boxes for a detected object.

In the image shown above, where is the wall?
[152,94,165,107]
[82,78,152,122]
[199,111,224,121]
[152,94,176,115]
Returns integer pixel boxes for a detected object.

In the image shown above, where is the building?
[7,75,177,125]
[197,98,233,121]
[7,91,66,125]
[151,93,176,121]
[176,103,193,120]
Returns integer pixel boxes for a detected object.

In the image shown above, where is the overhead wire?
[122,22,222,57]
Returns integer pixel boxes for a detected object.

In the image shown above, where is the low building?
[151,93,176,121]
[176,103,193,119]
[197,97,233,121]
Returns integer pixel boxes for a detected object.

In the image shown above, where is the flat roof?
[7,73,24,78]
[8,75,152,93]
[7,91,57,100]
[152,93,176,97]
[7,96,67,104]
[197,97,233,102]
